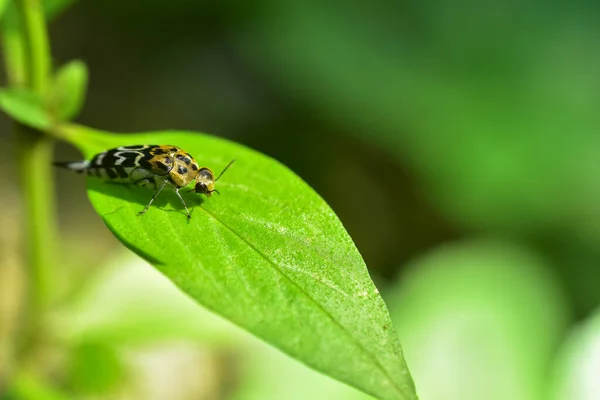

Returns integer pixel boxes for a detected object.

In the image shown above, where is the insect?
[54,145,234,218]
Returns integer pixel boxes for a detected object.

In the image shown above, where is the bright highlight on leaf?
[57,124,418,400]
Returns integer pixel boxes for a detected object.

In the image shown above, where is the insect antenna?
[215,159,235,182]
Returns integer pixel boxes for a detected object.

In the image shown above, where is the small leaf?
[57,124,418,400]
[50,59,88,121]
[0,87,53,129]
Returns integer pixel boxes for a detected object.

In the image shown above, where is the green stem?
[16,128,56,323]
[5,0,56,358]
[2,3,28,86]
[15,0,51,94]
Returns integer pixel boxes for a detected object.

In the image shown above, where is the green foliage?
[56,125,417,400]
[0,87,52,129]
[388,240,569,400]
[237,1,600,236]
[68,341,124,394]
[59,254,378,400]
[6,374,69,400]
[49,59,88,121]
[1,1,420,394]
[9,1,598,399]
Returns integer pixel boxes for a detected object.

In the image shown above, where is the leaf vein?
[199,207,404,397]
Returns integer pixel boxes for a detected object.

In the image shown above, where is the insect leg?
[174,188,192,219]
[138,178,168,216]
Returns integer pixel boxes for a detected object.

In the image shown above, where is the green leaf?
[60,253,375,399]
[57,124,417,400]
[50,59,88,121]
[0,87,53,129]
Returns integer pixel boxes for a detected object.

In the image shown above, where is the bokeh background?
[1,1,600,399]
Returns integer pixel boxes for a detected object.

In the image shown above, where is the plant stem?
[15,0,51,94]
[7,0,55,352]
[16,128,56,320]
[2,4,28,86]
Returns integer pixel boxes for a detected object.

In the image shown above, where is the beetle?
[55,145,234,218]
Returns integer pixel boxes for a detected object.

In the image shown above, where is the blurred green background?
[1,1,599,399]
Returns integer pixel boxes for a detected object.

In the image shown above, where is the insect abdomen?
[86,165,136,180]
[54,160,136,180]
[53,160,90,173]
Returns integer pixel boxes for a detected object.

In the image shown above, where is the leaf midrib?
[198,205,406,399]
